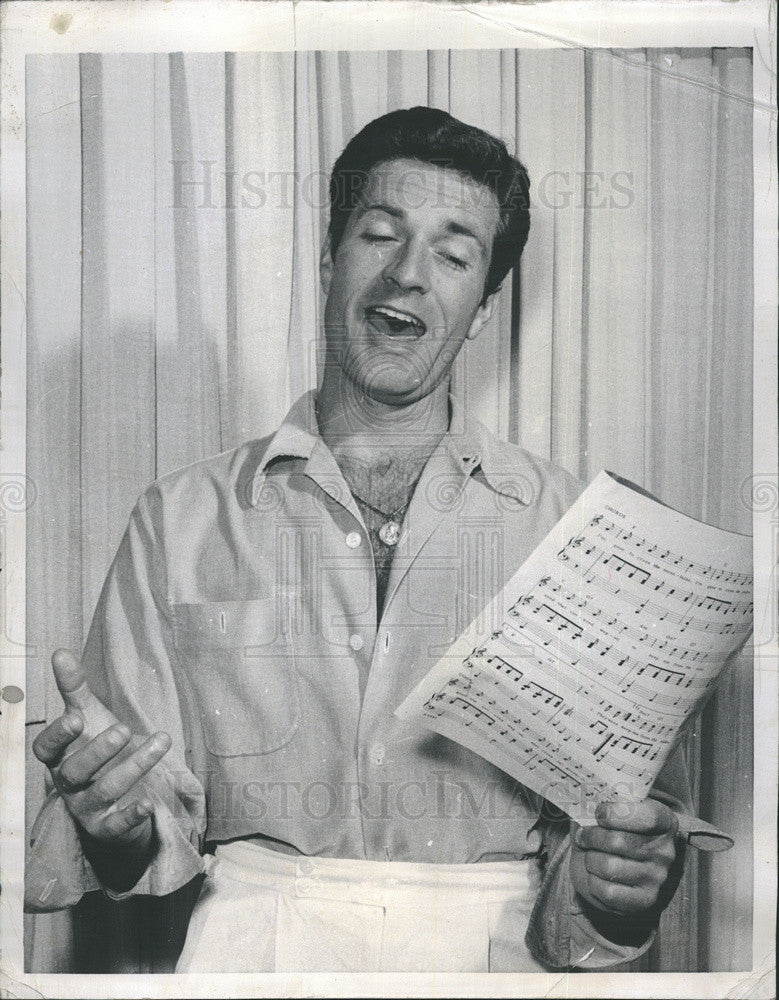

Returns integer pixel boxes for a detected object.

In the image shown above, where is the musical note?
[602,554,651,585]
[485,654,524,683]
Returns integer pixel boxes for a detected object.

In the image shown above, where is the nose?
[381,239,430,294]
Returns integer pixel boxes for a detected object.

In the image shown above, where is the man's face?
[320,159,500,407]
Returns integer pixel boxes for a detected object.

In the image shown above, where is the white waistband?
[211,840,541,907]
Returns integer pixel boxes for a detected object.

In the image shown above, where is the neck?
[316,367,450,469]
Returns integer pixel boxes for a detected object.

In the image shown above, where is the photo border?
[1,2,776,997]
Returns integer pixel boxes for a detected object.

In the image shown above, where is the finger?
[576,825,677,864]
[100,797,154,840]
[56,724,132,791]
[51,649,97,714]
[584,872,657,915]
[90,733,172,806]
[595,799,678,837]
[584,849,667,888]
[32,712,84,767]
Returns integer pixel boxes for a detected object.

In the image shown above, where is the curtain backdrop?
[25,47,753,973]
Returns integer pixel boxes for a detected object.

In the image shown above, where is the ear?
[320,236,334,295]
[465,289,499,341]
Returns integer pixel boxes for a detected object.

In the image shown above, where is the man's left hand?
[570,798,680,917]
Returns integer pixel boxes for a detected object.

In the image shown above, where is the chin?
[371,364,431,399]
[340,349,423,397]
[360,380,426,407]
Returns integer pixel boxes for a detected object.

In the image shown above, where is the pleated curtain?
[25,47,753,972]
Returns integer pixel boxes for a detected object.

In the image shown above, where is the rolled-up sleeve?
[525,742,695,970]
[25,487,207,912]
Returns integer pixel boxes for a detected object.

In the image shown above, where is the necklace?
[350,490,412,547]
[313,398,422,546]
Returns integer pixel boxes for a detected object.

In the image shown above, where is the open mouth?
[365,305,427,340]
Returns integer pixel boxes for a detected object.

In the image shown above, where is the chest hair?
[338,448,433,512]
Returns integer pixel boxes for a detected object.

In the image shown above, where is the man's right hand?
[32,649,172,866]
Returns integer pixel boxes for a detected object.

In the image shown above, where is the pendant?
[379,520,402,547]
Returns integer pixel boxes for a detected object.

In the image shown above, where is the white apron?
[176,839,547,973]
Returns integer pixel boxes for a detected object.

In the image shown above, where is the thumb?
[51,648,99,713]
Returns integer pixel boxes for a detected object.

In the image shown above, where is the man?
[26,107,687,972]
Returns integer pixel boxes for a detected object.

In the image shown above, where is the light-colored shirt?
[26,391,692,969]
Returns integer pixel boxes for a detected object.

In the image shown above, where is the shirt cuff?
[568,873,656,969]
[25,788,205,912]
[525,829,656,970]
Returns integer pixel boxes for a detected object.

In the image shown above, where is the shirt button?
[297,879,313,895]
[370,743,386,765]
[349,633,364,651]
[345,531,362,549]
[298,858,314,875]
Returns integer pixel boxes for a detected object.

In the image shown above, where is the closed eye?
[362,233,397,244]
[439,251,469,271]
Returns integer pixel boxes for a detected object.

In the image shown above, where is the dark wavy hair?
[328,106,530,301]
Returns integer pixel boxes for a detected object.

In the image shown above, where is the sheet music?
[395,471,753,825]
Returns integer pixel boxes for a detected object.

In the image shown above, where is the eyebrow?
[358,203,488,257]
[358,203,404,222]
[443,220,488,257]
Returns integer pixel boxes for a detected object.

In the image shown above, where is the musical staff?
[534,576,750,642]
[587,515,751,585]
[544,557,752,637]
[508,591,737,665]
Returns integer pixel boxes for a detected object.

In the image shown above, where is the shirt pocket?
[171,599,300,756]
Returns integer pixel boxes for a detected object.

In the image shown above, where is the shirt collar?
[259,391,320,466]
[446,396,532,506]
[250,390,531,507]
